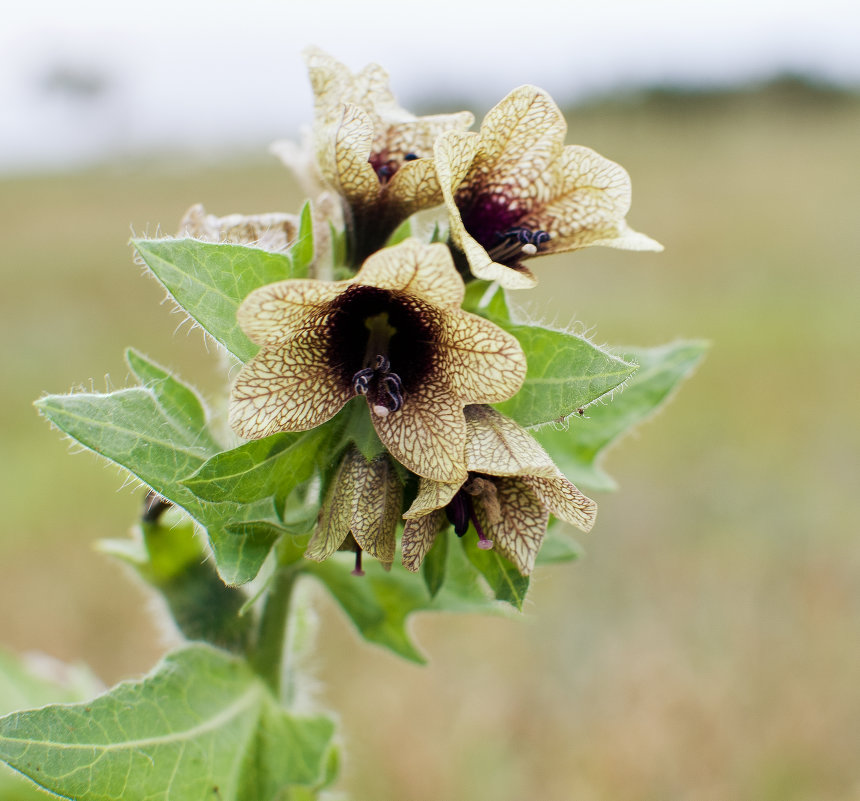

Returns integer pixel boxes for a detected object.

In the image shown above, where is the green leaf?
[385,217,413,246]
[533,340,708,490]
[0,652,102,800]
[304,539,500,662]
[182,426,335,508]
[133,239,300,362]
[461,535,530,611]
[290,201,315,277]
[0,645,336,801]
[495,324,639,428]
[126,347,220,452]
[535,525,583,565]
[421,527,448,598]
[35,351,286,585]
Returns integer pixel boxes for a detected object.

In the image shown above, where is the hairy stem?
[249,566,299,699]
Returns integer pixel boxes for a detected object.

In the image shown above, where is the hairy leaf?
[461,535,530,610]
[0,645,336,801]
[495,324,638,428]
[533,340,708,490]
[133,239,302,362]
[35,351,286,584]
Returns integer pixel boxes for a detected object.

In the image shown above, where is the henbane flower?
[178,203,299,253]
[401,405,597,575]
[305,446,401,574]
[303,48,474,265]
[434,85,662,289]
[228,239,526,483]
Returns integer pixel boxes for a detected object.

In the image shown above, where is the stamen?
[445,492,470,536]
[487,226,551,264]
[403,152,419,161]
[353,351,405,417]
[351,548,365,577]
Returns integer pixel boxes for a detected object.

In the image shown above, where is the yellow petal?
[403,476,462,520]
[371,374,468,483]
[355,238,465,309]
[439,313,526,404]
[401,509,445,572]
[349,452,401,563]
[476,476,548,576]
[237,279,342,346]
[305,452,355,562]
[229,329,351,439]
[524,475,597,533]
[462,405,558,478]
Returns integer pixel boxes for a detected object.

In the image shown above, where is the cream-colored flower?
[229,239,526,483]
[401,405,596,575]
[178,203,300,252]
[435,85,662,289]
[303,48,474,264]
[305,446,401,573]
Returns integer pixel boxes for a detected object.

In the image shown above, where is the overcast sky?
[2,0,859,172]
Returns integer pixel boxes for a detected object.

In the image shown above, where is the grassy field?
[1,80,859,800]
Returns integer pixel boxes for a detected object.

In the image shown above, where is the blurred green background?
[1,80,858,800]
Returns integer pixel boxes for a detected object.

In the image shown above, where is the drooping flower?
[434,85,662,289]
[305,446,402,573]
[229,239,526,483]
[401,405,596,575]
[302,48,474,265]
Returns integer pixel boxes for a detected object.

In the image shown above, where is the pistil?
[351,312,405,417]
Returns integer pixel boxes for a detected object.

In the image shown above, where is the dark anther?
[351,353,406,416]
[496,227,551,248]
[381,374,403,412]
[403,152,419,161]
[352,367,374,395]
[142,490,172,524]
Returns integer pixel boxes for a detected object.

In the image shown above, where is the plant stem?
[250,565,298,700]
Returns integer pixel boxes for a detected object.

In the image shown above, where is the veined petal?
[469,85,566,209]
[229,328,351,439]
[477,476,548,575]
[371,374,468,483]
[237,279,342,346]
[401,509,445,572]
[305,453,355,562]
[522,145,663,253]
[385,111,474,158]
[463,405,558,478]
[439,313,526,403]
[523,475,597,533]
[384,158,444,220]
[435,130,480,252]
[325,104,381,210]
[355,239,465,309]
[404,476,462,520]
[349,452,401,563]
[436,131,538,289]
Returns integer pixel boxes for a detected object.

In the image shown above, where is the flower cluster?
[203,50,660,578]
